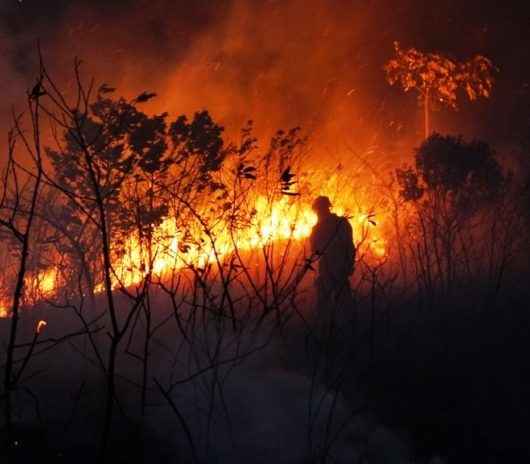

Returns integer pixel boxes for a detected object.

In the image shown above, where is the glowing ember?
[36,320,47,334]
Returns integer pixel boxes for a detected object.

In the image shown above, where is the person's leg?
[315,275,334,344]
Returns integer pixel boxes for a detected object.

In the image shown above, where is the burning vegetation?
[1,1,530,463]
[0,70,391,313]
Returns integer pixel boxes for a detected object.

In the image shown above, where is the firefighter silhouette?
[309,196,355,309]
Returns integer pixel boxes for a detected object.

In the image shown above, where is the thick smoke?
[0,1,488,162]
[6,0,398,143]
[3,0,530,160]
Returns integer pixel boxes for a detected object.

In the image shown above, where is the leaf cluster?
[384,41,496,109]
[397,133,505,213]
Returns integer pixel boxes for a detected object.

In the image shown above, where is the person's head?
[312,196,332,219]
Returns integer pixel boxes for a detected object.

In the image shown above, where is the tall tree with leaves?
[384,41,497,138]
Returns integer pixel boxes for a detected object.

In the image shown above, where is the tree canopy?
[384,42,496,137]
[397,133,505,213]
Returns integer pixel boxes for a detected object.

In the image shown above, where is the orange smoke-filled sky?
[2,0,530,163]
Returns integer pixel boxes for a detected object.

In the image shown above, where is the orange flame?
[1,181,388,314]
[0,302,8,318]
[0,269,59,318]
[110,193,387,289]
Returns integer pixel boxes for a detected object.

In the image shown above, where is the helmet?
[312,195,332,212]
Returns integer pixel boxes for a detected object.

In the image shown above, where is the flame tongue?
[0,193,387,316]
[111,194,386,288]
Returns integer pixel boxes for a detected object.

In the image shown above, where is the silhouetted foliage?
[395,167,423,201]
[397,133,505,213]
[48,92,168,205]
[169,110,231,184]
[396,133,512,298]
[46,89,238,257]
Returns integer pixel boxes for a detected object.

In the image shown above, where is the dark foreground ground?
[0,278,529,463]
[365,292,530,463]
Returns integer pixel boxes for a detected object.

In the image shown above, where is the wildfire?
[34,269,57,295]
[24,268,58,303]
[110,195,317,288]
[0,192,387,316]
[112,194,387,289]
[0,269,58,318]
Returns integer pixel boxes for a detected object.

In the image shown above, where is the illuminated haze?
[2,0,530,161]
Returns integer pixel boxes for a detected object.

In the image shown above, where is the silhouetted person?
[309,196,355,311]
